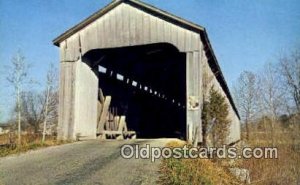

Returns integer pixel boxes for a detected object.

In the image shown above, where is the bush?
[202,87,230,147]
[159,141,239,185]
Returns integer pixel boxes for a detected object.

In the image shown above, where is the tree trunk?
[245,118,250,140]
[42,85,50,143]
[202,123,207,146]
[17,86,21,146]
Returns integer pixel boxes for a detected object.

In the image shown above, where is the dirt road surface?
[0,139,176,185]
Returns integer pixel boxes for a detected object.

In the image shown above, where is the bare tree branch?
[233,71,259,140]
[278,49,300,112]
[6,50,30,145]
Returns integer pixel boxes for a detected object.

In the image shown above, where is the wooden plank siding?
[58,60,98,140]
[59,3,202,62]
[55,0,240,143]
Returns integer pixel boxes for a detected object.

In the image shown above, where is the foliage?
[18,90,58,133]
[0,133,70,157]
[19,91,45,133]
[202,87,230,146]
[159,141,239,185]
[7,62,59,135]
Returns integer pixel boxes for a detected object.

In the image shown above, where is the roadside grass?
[159,124,300,185]
[239,130,300,185]
[0,134,70,157]
[158,140,240,185]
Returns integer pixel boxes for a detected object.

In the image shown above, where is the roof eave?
[128,0,205,32]
[53,0,122,46]
[202,30,241,119]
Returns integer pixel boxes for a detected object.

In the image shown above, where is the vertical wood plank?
[171,25,177,47]
[115,5,123,45]
[150,17,157,43]
[156,18,163,41]
[129,7,136,45]
[135,8,143,44]
[184,30,191,52]
[59,41,66,62]
[103,13,109,47]
[110,10,116,47]
[57,62,66,140]
[122,4,130,46]
[142,14,150,44]
[177,28,185,52]
[118,116,127,132]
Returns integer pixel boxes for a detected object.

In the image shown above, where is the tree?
[19,90,58,136]
[278,49,300,112]
[202,87,230,147]
[42,63,58,142]
[20,91,44,133]
[201,60,214,146]
[257,63,285,145]
[6,50,30,145]
[18,64,58,137]
[259,63,284,118]
[233,71,258,140]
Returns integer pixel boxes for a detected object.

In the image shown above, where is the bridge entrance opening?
[83,43,186,139]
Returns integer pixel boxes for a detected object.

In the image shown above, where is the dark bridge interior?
[83,43,186,139]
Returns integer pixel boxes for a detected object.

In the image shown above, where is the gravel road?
[0,139,175,185]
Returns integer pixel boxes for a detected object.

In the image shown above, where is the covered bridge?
[53,0,240,144]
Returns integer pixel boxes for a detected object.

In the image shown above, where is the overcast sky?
[0,0,300,122]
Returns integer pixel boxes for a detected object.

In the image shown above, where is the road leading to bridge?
[0,139,176,185]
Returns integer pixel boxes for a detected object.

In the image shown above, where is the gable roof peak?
[53,0,205,46]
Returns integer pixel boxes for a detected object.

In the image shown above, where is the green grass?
[0,139,70,157]
[158,141,239,185]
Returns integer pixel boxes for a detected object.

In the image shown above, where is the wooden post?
[97,96,111,133]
